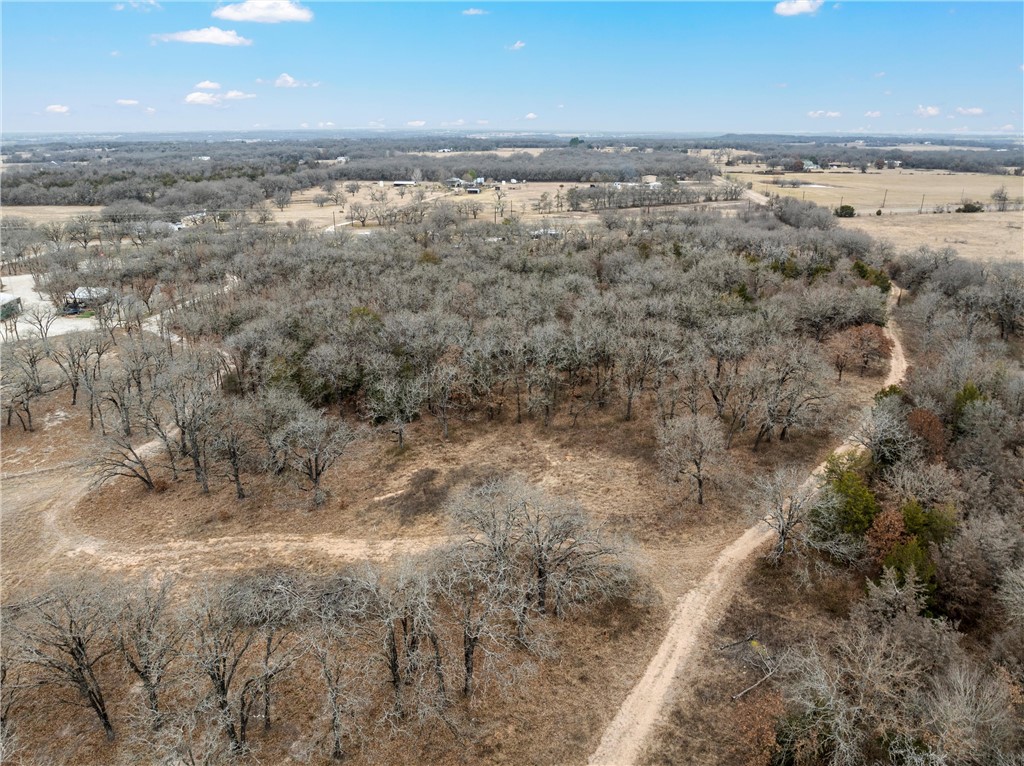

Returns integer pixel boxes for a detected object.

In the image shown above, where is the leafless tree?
[115,575,184,729]
[305,587,370,761]
[225,570,308,733]
[44,331,94,406]
[1,339,63,431]
[658,412,729,506]
[67,215,97,250]
[158,350,220,492]
[433,545,516,698]
[21,304,59,341]
[185,584,262,754]
[13,579,118,741]
[364,355,426,450]
[243,388,306,475]
[91,428,158,491]
[997,564,1024,630]
[854,394,919,468]
[281,407,359,505]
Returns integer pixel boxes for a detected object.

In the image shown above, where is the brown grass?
[726,166,1023,212]
[839,211,1024,264]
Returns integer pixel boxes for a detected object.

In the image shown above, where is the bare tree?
[281,408,359,505]
[116,575,184,729]
[745,462,856,565]
[306,588,369,761]
[44,331,93,406]
[186,584,262,753]
[91,429,158,491]
[658,413,729,506]
[433,545,515,698]
[1,339,63,431]
[13,579,118,741]
[364,356,426,450]
[21,304,59,341]
[225,571,308,733]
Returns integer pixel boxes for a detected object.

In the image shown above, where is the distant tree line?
[0,139,716,208]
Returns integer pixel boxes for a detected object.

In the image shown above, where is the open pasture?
[726,165,1023,213]
[839,210,1023,264]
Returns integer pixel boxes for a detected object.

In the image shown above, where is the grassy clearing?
[839,211,1023,264]
[725,165,1023,212]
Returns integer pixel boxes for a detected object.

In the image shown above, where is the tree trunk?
[462,628,475,697]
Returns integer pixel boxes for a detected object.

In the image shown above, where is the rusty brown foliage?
[907,407,947,461]
[865,507,910,567]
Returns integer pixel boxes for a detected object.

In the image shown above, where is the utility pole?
[881,189,888,209]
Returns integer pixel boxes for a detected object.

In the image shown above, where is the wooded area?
[2,136,1022,764]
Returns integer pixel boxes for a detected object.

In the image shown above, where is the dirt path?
[589,290,908,766]
[2,451,450,580]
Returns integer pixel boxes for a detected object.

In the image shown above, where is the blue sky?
[2,1,1022,134]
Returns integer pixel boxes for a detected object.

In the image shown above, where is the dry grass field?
[839,211,1023,264]
[726,166,1024,212]
[0,205,104,224]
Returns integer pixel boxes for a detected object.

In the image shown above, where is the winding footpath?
[588,294,907,766]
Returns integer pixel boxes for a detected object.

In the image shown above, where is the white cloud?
[441,118,466,127]
[368,120,386,128]
[557,104,564,109]
[915,104,940,117]
[145,107,157,115]
[508,40,526,51]
[272,73,320,89]
[997,123,1015,131]
[213,1,312,23]
[807,110,841,118]
[195,80,221,90]
[224,90,256,100]
[113,1,160,11]
[406,120,427,127]
[184,91,221,106]
[462,7,487,14]
[110,50,121,56]
[300,122,309,128]
[774,0,824,16]
[873,71,886,78]
[476,119,489,125]
[864,110,881,118]
[45,104,70,114]
[153,27,252,45]
[956,106,983,116]
[116,98,140,106]
[524,112,538,120]
[317,121,334,128]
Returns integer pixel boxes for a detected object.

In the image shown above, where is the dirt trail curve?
[589,293,907,766]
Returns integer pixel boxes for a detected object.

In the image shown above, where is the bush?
[833,204,856,218]
[955,201,984,213]
[831,471,882,536]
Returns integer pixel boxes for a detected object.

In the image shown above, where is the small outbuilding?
[0,292,22,321]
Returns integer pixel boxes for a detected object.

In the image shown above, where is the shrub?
[884,538,937,589]
[825,463,882,537]
[955,201,984,213]
[833,204,856,218]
